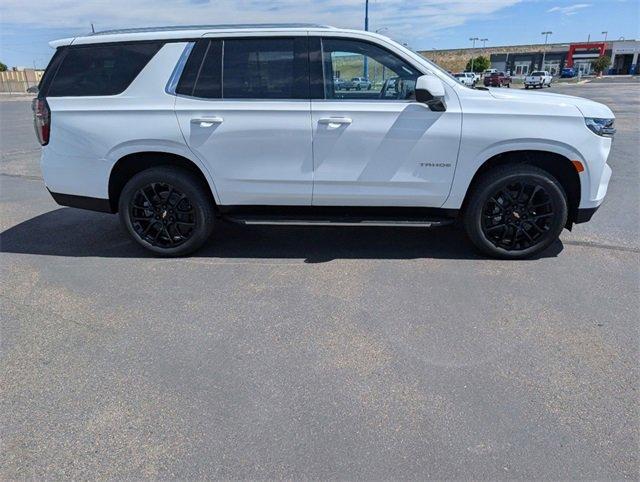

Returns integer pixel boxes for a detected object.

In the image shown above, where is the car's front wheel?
[463,165,568,259]
[119,167,215,256]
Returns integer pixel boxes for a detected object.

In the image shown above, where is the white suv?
[34,24,614,258]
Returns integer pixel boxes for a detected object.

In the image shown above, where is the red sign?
[566,42,607,67]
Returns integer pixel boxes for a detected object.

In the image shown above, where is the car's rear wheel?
[463,165,568,259]
[119,167,215,256]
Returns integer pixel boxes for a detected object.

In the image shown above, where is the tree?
[591,55,611,76]
[0,61,7,72]
[465,55,490,73]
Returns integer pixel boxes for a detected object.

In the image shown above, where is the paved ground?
[1,83,638,479]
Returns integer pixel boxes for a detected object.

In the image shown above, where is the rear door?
[310,36,462,207]
[174,36,312,206]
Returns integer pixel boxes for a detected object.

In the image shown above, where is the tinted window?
[47,42,163,96]
[222,38,308,99]
[320,38,421,101]
[192,41,222,98]
[175,40,209,96]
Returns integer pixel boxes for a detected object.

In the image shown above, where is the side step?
[225,215,455,228]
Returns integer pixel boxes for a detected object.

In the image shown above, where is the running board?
[225,215,455,228]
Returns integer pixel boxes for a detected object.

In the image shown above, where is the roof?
[50,23,337,48]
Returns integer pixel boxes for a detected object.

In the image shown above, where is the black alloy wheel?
[119,167,215,256]
[481,181,554,251]
[129,182,195,249]
[464,165,568,259]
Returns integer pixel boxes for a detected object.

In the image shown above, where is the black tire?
[525,85,529,89]
[463,165,568,259]
[119,166,215,256]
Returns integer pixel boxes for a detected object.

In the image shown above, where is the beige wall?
[0,69,44,93]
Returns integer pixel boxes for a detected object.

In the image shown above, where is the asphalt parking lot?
[1,81,638,478]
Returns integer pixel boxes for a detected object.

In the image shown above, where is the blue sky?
[1,0,638,68]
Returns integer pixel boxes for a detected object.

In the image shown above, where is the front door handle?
[318,117,352,127]
[191,116,223,127]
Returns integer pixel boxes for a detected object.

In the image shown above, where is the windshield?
[454,74,464,78]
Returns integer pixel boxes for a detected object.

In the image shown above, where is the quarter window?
[47,42,164,97]
[320,38,421,101]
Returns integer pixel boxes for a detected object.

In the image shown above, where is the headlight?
[585,117,615,137]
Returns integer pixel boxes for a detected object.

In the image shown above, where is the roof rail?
[91,23,335,36]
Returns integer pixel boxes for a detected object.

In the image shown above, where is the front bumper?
[575,206,600,224]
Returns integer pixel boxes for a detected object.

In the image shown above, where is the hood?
[489,88,614,119]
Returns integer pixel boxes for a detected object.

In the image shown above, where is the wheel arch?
[459,149,582,227]
[108,151,218,213]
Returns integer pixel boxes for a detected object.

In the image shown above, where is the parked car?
[344,77,372,90]
[454,72,475,87]
[465,71,481,83]
[525,71,553,89]
[483,71,511,87]
[333,77,348,90]
[34,24,614,259]
[561,67,576,78]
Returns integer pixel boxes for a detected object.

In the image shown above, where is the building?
[420,39,639,76]
[611,40,640,75]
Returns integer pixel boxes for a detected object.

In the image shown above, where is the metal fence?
[0,70,44,94]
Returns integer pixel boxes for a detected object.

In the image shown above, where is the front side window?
[320,38,421,101]
[47,42,164,97]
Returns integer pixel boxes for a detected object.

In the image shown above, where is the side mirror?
[415,75,446,111]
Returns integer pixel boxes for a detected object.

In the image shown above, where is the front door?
[311,37,462,207]
[174,37,312,206]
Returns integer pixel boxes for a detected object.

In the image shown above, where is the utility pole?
[363,0,369,78]
[541,31,552,71]
[469,37,479,73]
[91,23,95,33]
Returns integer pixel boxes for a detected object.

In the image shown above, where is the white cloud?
[0,0,524,45]
[547,3,591,15]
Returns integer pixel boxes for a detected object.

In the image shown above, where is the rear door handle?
[191,116,223,127]
[318,117,352,126]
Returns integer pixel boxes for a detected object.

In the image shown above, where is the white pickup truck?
[525,71,553,89]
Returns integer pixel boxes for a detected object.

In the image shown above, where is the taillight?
[32,98,50,146]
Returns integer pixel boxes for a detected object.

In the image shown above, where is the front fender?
[442,139,589,210]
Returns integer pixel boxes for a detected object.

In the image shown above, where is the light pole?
[363,0,369,78]
[602,31,608,42]
[469,37,479,73]
[541,31,552,71]
[481,38,488,48]
[375,28,389,81]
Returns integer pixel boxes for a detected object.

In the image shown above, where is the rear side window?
[46,42,163,97]
[176,37,309,100]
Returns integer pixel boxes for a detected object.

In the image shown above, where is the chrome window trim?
[165,41,195,95]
